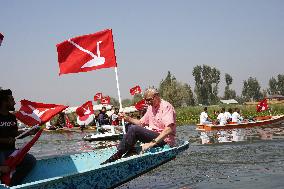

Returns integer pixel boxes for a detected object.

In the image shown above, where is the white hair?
[144,88,159,98]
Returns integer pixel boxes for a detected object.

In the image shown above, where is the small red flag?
[0,33,4,46]
[257,98,269,112]
[134,99,147,110]
[101,96,110,104]
[130,85,142,96]
[15,100,68,126]
[56,29,117,75]
[94,92,103,101]
[76,101,94,120]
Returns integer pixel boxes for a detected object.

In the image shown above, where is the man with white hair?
[102,88,176,164]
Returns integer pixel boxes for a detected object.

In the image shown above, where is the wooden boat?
[196,115,284,131]
[0,140,189,189]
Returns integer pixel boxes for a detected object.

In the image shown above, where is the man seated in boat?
[0,89,38,186]
[45,121,57,130]
[217,108,227,126]
[111,107,119,126]
[231,108,243,124]
[55,112,66,128]
[199,107,212,125]
[224,108,232,123]
[98,106,110,126]
[101,88,176,164]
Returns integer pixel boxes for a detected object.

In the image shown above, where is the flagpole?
[114,67,126,134]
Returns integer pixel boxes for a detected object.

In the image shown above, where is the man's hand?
[0,166,11,174]
[141,142,156,153]
[118,112,141,125]
[118,113,129,122]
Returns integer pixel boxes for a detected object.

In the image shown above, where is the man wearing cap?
[0,89,37,186]
[102,88,176,164]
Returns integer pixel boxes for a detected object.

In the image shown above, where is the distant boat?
[0,140,189,189]
[83,125,123,141]
[83,132,123,141]
[196,115,284,131]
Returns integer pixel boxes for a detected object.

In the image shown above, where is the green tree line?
[119,65,284,108]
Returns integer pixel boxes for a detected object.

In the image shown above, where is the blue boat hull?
[1,141,189,189]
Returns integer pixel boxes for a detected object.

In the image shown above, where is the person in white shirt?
[217,108,227,126]
[231,108,243,123]
[200,107,211,125]
[224,108,232,123]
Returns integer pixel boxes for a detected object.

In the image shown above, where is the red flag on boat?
[76,101,94,119]
[256,98,269,112]
[1,129,43,186]
[101,96,110,104]
[130,85,142,96]
[65,115,74,128]
[56,29,117,75]
[94,92,103,101]
[0,33,4,46]
[15,100,68,126]
[134,99,146,110]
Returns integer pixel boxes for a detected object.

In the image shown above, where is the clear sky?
[1,0,284,107]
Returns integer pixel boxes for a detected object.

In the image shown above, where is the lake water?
[17,123,284,189]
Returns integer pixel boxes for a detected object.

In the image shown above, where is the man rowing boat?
[0,89,38,186]
[102,88,176,164]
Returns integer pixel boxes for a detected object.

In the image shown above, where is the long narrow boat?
[196,115,284,131]
[0,140,189,189]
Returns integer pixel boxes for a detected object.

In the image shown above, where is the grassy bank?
[176,103,284,126]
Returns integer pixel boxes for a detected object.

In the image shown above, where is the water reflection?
[199,124,284,144]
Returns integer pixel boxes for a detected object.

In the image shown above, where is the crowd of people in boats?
[200,107,244,126]
[44,106,147,131]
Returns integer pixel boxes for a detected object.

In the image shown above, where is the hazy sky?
[1,0,283,107]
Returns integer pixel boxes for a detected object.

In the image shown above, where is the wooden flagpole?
[114,67,126,134]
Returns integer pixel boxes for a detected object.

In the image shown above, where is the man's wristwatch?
[151,139,157,144]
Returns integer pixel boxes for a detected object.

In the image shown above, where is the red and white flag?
[0,33,4,46]
[76,101,94,118]
[94,92,103,101]
[56,29,117,75]
[65,115,74,128]
[1,129,43,186]
[15,100,68,126]
[130,85,142,96]
[101,96,110,104]
[257,98,269,112]
[134,99,147,110]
